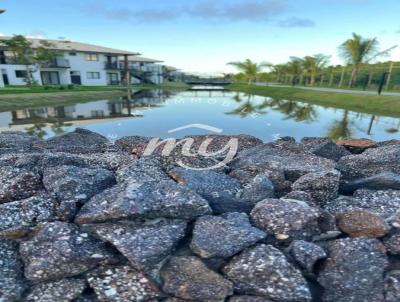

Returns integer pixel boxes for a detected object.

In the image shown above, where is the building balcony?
[41,57,70,68]
[105,62,121,70]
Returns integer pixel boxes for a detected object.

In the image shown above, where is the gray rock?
[300,137,351,161]
[323,190,400,220]
[222,244,311,302]
[340,172,400,194]
[169,167,252,214]
[20,222,116,282]
[75,180,211,224]
[230,163,291,197]
[228,296,273,302]
[0,166,42,204]
[25,278,86,302]
[0,131,42,150]
[385,271,400,302]
[190,213,266,258]
[84,219,187,269]
[43,165,115,220]
[337,145,400,181]
[240,174,275,203]
[231,139,336,181]
[284,190,315,204]
[250,198,320,241]
[292,170,340,205]
[383,230,400,255]
[318,238,388,302]
[0,193,56,239]
[87,265,162,302]
[289,240,327,272]
[114,135,152,155]
[40,128,109,153]
[161,256,233,301]
[0,239,27,301]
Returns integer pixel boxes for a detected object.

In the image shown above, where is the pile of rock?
[1,128,400,302]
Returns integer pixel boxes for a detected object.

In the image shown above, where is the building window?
[87,72,100,79]
[85,54,99,61]
[15,70,27,78]
[69,52,77,56]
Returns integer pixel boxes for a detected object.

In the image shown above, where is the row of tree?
[228,33,395,88]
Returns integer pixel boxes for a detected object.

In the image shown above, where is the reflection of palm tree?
[327,110,353,140]
[26,122,47,138]
[259,99,318,122]
[226,94,267,118]
[50,120,73,135]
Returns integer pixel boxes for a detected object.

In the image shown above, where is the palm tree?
[327,111,353,140]
[227,59,270,85]
[339,33,379,87]
[286,57,304,86]
[303,54,330,86]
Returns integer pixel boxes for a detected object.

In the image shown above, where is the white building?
[0,37,139,86]
[119,56,164,84]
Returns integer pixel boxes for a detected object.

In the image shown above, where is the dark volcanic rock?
[222,244,311,301]
[20,222,116,282]
[228,296,273,302]
[25,278,86,302]
[114,135,152,155]
[283,190,315,204]
[336,210,389,238]
[0,193,56,239]
[385,271,400,302]
[337,144,400,180]
[340,172,400,194]
[169,167,258,214]
[318,238,388,302]
[0,131,42,150]
[250,198,320,240]
[84,219,187,269]
[0,166,42,204]
[323,190,400,220]
[190,212,266,258]
[231,139,336,181]
[39,128,109,153]
[383,230,400,254]
[289,240,327,272]
[292,170,340,205]
[43,165,115,220]
[300,137,351,161]
[0,239,27,301]
[87,265,162,302]
[75,180,211,224]
[161,256,233,301]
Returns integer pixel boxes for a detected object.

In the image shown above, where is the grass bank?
[227,83,400,117]
[0,82,190,111]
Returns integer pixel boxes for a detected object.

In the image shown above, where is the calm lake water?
[0,87,399,142]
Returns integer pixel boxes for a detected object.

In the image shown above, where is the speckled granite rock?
[222,244,311,301]
[300,137,351,161]
[289,240,327,272]
[0,239,27,301]
[0,193,56,239]
[25,278,86,302]
[87,265,162,302]
[318,238,388,302]
[228,296,273,302]
[250,198,320,240]
[161,256,233,301]
[385,270,400,302]
[83,219,187,269]
[20,222,116,281]
[340,172,400,194]
[190,213,266,258]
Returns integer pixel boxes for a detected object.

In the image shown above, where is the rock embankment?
[0,128,400,301]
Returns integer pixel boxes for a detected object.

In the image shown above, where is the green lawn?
[227,83,400,117]
[0,82,190,111]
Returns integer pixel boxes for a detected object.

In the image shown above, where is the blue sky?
[1,0,399,75]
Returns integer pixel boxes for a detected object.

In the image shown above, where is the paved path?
[254,82,400,97]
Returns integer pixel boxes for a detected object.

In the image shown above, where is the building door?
[107,73,119,85]
[2,70,9,85]
[70,71,81,85]
[41,71,60,85]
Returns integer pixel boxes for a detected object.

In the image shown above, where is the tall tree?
[227,59,270,85]
[339,33,379,87]
[303,54,330,86]
[286,57,304,86]
[3,35,58,85]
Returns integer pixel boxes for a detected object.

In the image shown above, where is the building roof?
[164,65,180,71]
[121,55,163,63]
[0,36,139,56]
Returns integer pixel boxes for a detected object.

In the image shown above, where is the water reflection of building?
[1,90,175,131]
